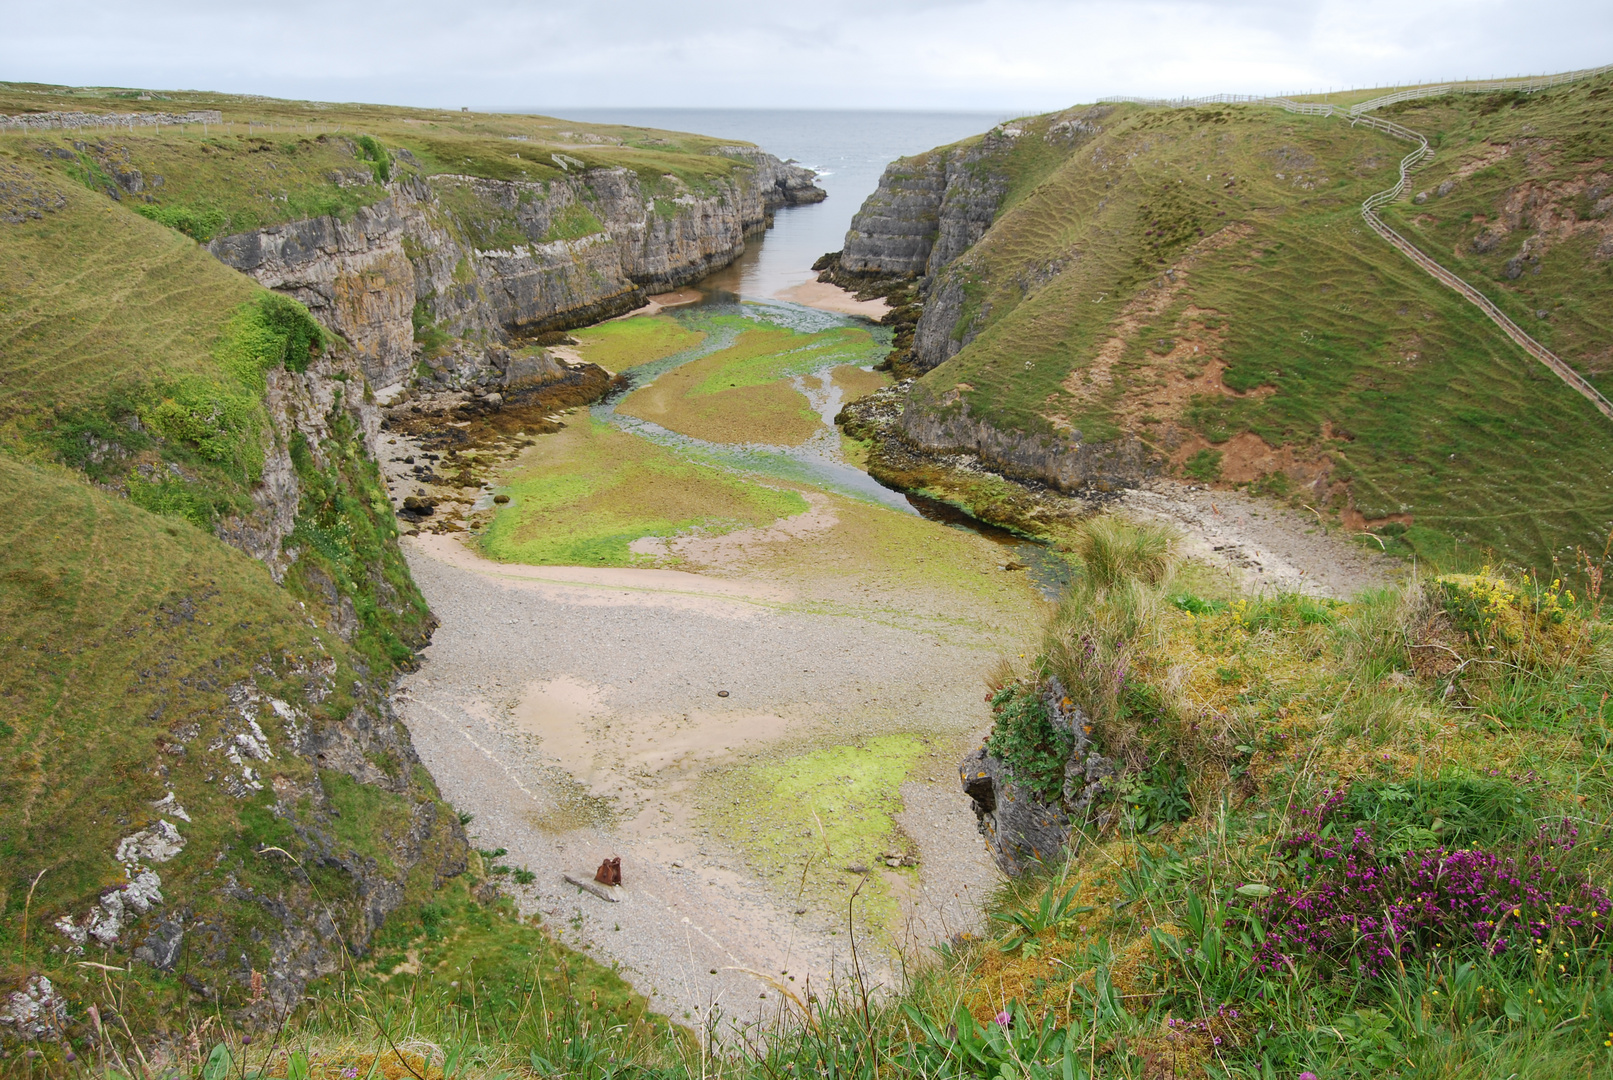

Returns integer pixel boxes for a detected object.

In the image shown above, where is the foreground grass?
[940,516,1613,1077]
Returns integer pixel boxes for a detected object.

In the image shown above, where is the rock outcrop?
[960,678,1114,876]
[839,110,1109,375]
[210,152,823,388]
[218,350,386,582]
[899,384,1165,493]
[840,136,1010,283]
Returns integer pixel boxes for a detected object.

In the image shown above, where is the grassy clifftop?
[0,81,761,243]
[883,73,1613,574]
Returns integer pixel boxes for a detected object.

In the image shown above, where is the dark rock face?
[210,152,823,388]
[959,747,1071,876]
[898,384,1164,493]
[908,274,972,372]
[960,678,1116,877]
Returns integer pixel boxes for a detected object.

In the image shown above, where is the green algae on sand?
[701,734,931,936]
[616,316,886,446]
[569,314,708,371]
[479,416,806,566]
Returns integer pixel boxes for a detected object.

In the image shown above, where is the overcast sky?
[4,0,1609,112]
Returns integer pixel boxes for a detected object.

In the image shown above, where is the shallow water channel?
[592,288,1075,600]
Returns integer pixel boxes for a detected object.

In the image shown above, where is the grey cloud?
[1,0,1607,111]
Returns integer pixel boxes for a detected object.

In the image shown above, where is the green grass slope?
[0,149,432,669]
[0,117,460,1046]
[0,93,671,1064]
[0,452,463,1034]
[900,74,1613,574]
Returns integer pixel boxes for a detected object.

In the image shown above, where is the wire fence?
[1346,61,1613,116]
[1107,62,1613,422]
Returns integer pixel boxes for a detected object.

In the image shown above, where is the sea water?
[533,108,1011,298]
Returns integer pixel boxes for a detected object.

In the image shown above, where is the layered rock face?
[837,112,1149,492]
[899,384,1165,493]
[211,153,822,388]
[838,134,1012,374]
[840,138,1008,284]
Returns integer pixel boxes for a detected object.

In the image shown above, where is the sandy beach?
[774,279,890,319]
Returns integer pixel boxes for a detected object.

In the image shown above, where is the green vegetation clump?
[985,684,1072,802]
[282,409,435,670]
[133,200,229,241]
[411,298,452,356]
[354,134,391,184]
[543,200,605,242]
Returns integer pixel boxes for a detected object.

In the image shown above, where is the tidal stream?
[390,138,1061,1032]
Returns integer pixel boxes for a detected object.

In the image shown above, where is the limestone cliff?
[837,111,1146,493]
[840,134,1009,284]
[211,152,823,388]
[842,114,1108,375]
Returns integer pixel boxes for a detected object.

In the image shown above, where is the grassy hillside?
[893,73,1613,574]
[0,82,759,244]
[0,453,465,1040]
[0,86,677,1062]
[0,149,431,669]
[929,517,1613,1078]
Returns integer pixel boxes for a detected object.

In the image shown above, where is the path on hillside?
[1114,65,1613,421]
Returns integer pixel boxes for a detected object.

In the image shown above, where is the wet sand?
[774,280,890,319]
[396,495,1036,1028]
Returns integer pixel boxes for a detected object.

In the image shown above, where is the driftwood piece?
[563,873,621,902]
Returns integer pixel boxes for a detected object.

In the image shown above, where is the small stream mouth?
[906,493,1075,601]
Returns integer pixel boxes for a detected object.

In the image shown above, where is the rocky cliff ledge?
[898,383,1164,493]
[841,137,1007,283]
[837,112,1108,374]
[210,149,822,388]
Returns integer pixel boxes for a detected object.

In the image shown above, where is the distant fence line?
[1098,61,1613,112]
[1102,62,1613,423]
[0,109,224,132]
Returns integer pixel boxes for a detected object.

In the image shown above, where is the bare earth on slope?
[394,495,1043,1029]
